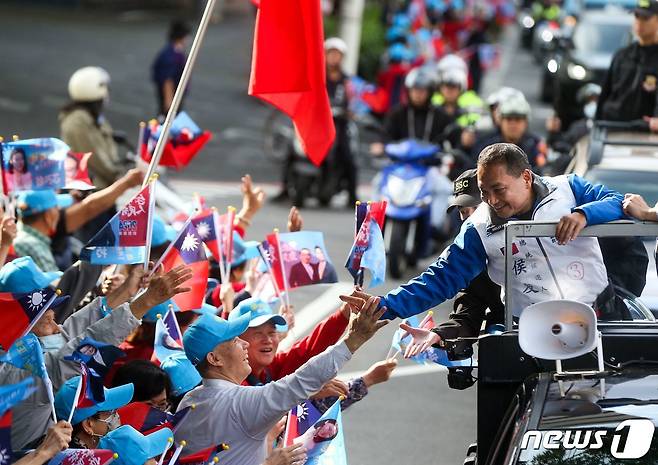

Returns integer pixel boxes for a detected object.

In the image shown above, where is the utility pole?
[338,0,365,75]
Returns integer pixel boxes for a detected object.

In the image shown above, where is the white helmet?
[440,68,468,90]
[498,94,531,118]
[324,37,348,55]
[404,67,437,91]
[486,87,524,107]
[436,54,468,76]
[68,66,110,102]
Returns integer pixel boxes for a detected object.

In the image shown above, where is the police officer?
[472,94,546,170]
[597,0,658,129]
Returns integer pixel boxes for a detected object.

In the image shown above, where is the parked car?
[552,10,632,129]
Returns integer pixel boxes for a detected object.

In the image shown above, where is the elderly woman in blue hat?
[0,255,193,450]
[55,376,134,448]
[174,295,388,465]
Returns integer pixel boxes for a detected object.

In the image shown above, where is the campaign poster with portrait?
[263,231,338,291]
[1,138,69,194]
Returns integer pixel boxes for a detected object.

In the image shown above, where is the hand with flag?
[130,265,194,320]
[26,421,74,465]
[153,307,184,362]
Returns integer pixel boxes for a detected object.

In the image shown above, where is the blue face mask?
[38,333,66,353]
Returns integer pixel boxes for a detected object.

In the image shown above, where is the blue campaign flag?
[153,309,184,362]
[65,338,125,403]
[360,219,386,288]
[0,377,36,417]
[295,399,346,465]
[0,333,47,379]
[1,138,69,194]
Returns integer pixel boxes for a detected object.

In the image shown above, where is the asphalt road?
[0,5,550,464]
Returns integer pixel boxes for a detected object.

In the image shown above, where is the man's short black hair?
[477,143,531,177]
[169,21,191,42]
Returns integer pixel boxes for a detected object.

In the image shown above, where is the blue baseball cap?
[231,232,261,268]
[192,303,218,317]
[17,190,73,217]
[99,425,174,465]
[183,311,252,365]
[151,215,177,248]
[144,300,216,322]
[229,297,287,332]
[0,256,63,293]
[160,352,202,396]
[55,376,134,425]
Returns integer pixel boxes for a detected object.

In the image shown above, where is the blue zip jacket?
[380,174,625,320]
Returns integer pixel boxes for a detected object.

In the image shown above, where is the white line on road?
[277,281,355,352]
[0,96,31,113]
[338,363,447,381]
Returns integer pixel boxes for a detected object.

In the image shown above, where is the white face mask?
[38,333,66,353]
[583,102,597,120]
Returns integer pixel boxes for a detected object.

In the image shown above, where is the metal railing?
[504,220,658,330]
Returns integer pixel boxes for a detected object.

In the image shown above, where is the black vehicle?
[552,10,632,129]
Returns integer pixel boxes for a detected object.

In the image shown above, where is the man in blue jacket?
[353,143,628,324]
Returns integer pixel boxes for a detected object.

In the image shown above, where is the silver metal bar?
[504,220,658,330]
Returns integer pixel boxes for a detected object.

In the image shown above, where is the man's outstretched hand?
[342,296,389,353]
[399,323,440,359]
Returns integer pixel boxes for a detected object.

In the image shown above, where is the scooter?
[377,140,450,279]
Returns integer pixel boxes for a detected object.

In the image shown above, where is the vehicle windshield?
[584,168,658,204]
[573,21,630,53]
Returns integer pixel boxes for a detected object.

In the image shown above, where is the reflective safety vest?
[432,90,485,127]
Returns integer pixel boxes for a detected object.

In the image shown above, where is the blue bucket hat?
[0,256,63,293]
[151,215,177,248]
[99,425,174,465]
[183,311,252,365]
[231,232,261,268]
[160,352,202,397]
[229,297,287,332]
[55,376,134,425]
[17,190,73,217]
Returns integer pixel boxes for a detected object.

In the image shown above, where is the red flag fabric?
[0,289,59,351]
[160,222,209,311]
[64,152,95,190]
[368,201,387,231]
[248,0,335,166]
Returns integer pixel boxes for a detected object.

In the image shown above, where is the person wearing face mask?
[0,256,194,450]
[13,190,73,272]
[54,376,133,448]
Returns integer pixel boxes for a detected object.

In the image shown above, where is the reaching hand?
[244,258,262,295]
[399,323,441,359]
[279,304,295,330]
[0,216,17,248]
[264,443,307,465]
[122,168,146,188]
[339,287,374,317]
[101,273,126,296]
[131,265,193,317]
[241,174,266,216]
[343,296,389,353]
[311,378,349,399]
[266,416,287,454]
[555,211,587,245]
[219,283,235,314]
[287,206,303,232]
[362,359,398,387]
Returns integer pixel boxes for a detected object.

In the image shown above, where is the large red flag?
[248,0,336,166]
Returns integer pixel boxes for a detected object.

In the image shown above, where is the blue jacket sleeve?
[380,222,487,320]
[568,174,625,224]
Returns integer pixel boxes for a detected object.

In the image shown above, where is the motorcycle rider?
[472,94,547,170]
[432,55,485,128]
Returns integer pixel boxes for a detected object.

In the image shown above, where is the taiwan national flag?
[158,221,209,311]
[0,411,12,465]
[153,308,184,362]
[140,112,212,170]
[286,399,346,465]
[0,288,66,351]
[284,400,322,446]
[118,402,193,434]
[191,209,220,260]
[46,449,116,465]
[65,338,125,405]
[175,444,230,465]
[80,183,155,265]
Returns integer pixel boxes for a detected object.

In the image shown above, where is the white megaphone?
[519,300,598,360]
[518,300,605,397]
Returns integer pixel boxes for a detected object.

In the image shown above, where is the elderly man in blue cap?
[175,295,387,465]
[0,256,194,450]
[14,190,73,272]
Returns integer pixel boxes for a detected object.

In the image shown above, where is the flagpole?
[102,453,119,465]
[168,304,184,345]
[212,209,227,285]
[23,290,61,338]
[142,0,217,186]
[136,122,145,161]
[223,206,236,283]
[143,176,158,271]
[44,375,58,423]
[156,438,174,465]
[257,244,282,298]
[273,229,291,309]
[67,375,83,424]
[166,440,187,465]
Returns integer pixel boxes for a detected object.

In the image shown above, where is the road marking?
[277,281,355,352]
[338,363,447,381]
[0,97,31,113]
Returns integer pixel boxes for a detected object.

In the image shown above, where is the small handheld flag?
[118,402,193,434]
[80,182,155,265]
[153,307,184,362]
[0,377,36,418]
[1,137,69,194]
[0,288,63,351]
[46,449,117,465]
